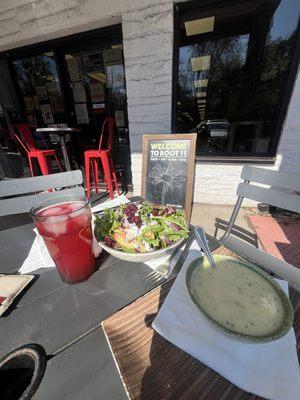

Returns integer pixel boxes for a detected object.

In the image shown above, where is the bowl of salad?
[94,201,189,262]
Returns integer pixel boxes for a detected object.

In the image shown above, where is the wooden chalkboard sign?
[141,134,196,221]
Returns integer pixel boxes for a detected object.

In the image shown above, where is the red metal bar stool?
[84,117,120,199]
[13,124,62,176]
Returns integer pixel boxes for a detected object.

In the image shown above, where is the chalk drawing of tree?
[148,163,185,204]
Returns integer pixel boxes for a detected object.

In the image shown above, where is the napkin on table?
[152,240,300,400]
[19,194,130,274]
[0,274,34,315]
[91,193,129,214]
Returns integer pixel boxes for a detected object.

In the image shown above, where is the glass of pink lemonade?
[31,195,95,284]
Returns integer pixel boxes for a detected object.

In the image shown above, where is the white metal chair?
[0,170,84,216]
[220,166,300,291]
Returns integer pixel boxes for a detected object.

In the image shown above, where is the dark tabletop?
[0,213,220,399]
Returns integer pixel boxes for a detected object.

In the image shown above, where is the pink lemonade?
[35,201,95,283]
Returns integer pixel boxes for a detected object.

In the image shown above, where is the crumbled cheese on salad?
[94,201,189,253]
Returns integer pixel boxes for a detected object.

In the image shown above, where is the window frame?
[172,0,300,162]
[2,24,123,125]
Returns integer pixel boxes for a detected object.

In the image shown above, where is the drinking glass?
[31,194,95,283]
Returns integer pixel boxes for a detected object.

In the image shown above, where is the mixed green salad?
[94,201,189,253]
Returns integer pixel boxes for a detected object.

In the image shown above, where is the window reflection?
[65,46,128,139]
[13,52,64,126]
[175,0,300,157]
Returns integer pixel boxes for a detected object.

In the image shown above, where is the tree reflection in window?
[175,0,300,157]
[13,53,64,125]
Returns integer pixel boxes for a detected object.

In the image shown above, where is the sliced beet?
[104,236,116,248]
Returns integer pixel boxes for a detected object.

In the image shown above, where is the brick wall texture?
[0,0,299,204]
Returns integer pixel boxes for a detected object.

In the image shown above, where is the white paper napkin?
[19,194,130,274]
[91,194,129,213]
[19,228,56,274]
[152,240,300,400]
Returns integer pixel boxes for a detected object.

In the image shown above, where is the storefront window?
[174,0,300,157]
[64,45,128,143]
[8,26,132,184]
[63,44,131,182]
[13,52,64,126]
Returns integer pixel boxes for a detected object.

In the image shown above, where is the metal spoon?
[166,228,195,279]
[194,226,217,268]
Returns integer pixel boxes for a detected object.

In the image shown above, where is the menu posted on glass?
[142,134,196,221]
[89,82,105,103]
[67,57,82,81]
[72,82,86,103]
[40,104,54,124]
[75,103,89,124]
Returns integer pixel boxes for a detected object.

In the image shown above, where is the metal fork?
[143,237,189,284]
[143,269,166,285]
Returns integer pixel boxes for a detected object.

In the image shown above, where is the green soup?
[189,257,286,337]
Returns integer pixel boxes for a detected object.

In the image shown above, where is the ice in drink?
[32,198,95,283]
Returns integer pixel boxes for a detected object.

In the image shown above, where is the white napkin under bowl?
[152,240,300,400]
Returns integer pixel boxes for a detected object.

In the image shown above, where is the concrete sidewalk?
[190,203,256,241]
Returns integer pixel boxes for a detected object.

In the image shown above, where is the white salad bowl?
[93,201,188,263]
[96,235,185,263]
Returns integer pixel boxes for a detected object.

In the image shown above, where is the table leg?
[59,136,71,171]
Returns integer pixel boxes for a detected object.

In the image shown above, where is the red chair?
[13,124,62,176]
[84,117,120,199]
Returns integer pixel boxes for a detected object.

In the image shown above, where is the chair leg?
[108,155,120,195]
[28,156,34,177]
[84,154,92,198]
[213,226,218,239]
[91,159,95,193]
[112,171,121,195]
[38,155,50,175]
[93,159,99,195]
[54,154,63,172]
[47,157,52,174]
[101,154,114,199]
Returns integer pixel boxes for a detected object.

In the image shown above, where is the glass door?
[64,46,128,140]
[62,42,131,183]
[8,25,132,184]
[12,52,65,128]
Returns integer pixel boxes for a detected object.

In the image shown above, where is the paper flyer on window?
[46,82,64,113]
[40,104,54,124]
[67,57,81,81]
[35,86,48,100]
[89,81,105,103]
[24,97,34,111]
[72,82,87,103]
[115,110,125,127]
[75,103,89,124]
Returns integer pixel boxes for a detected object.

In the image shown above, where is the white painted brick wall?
[122,2,174,196]
[0,0,299,205]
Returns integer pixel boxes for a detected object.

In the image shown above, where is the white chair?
[220,166,300,291]
[0,170,84,216]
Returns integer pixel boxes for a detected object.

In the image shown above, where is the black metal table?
[36,127,81,171]
[0,219,220,399]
